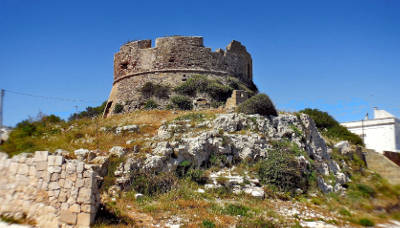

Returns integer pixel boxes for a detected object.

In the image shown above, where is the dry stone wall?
[0,151,100,228]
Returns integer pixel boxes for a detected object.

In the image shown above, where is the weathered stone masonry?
[104,36,254,116]
[0,151,100,228]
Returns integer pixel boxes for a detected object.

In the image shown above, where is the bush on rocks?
[130,171,178,196]
[170,95,193,110]
[144,99,158,110]
[237,93,277,116]
[257,141,308,194]
[299,108,363,146]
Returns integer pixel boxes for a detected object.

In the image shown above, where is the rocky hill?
[1,110,400,227]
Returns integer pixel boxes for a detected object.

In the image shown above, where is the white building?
[341,108,400,153]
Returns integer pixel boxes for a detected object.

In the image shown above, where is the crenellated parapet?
[113,36,253,85]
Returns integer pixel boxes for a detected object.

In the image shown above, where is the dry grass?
[4,109,225,155]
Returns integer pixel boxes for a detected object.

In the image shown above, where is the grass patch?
[144,99,158,109]
[223,204,250,217]
[202,219,216,228]
[358,218,375,227]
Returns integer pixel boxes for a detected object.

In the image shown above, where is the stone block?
[59,190,67,202]
[76,178,84,188]
[34,151,49,162]
[69,204,81,213]
[49,182,60,190]
[58,178,65,188]
[48,165,62,173]
[60,210,77,225]
[77,188,92,203]
[61,202,69,210]
[80,204,95,213]
[36,161,48,171]
[77,213,92,226]
[84,178,94,189]
[17,163,29,175]
[77,161,84,173]
[9,162,18,175]
[48,155,64,166]
[66,162,76,174]
[29,166,36,176]
[83,170,93,178]
[64,179,74,189]
[51,173,60,182]
[44,172,51,182]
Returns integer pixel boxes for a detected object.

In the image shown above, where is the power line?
[4,89,103,103]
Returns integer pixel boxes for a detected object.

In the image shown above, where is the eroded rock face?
[114,113,350,194]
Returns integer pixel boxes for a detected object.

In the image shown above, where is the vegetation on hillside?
[68,101,107,121]
[0,114,65,156]
[299,108,364,145]
[237,93,278,116]
[174,75,256,104]
[2,106,400,227]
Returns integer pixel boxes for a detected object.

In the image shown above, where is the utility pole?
[0,89,4,128]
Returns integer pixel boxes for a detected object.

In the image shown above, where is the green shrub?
[174,75,209,96]
[130,171,178,196]
[144,99,158,109]
[101,155,125,192]
[206,82,233,102]
[0,114,65,156]
[257,141,308,193]
[223,204,250,217]
[140,82,170,99]
[170,95,193,110]
[202,220,216,228]
[113,103,124,114]
[355,183,376,197]
[299,108,363,145]
[68,101,107,121]
[339,208,351,217]
[358,218,374,227]
[237,93,277,116]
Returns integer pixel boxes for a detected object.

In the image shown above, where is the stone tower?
[104,36,254,116]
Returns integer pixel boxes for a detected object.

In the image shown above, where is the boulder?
[334,141,352,154]
[115,125,139,134]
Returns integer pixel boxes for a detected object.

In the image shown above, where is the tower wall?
[104,36,254,116]
[113,36,253,84]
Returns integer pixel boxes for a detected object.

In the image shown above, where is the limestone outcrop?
[112,113,349,194]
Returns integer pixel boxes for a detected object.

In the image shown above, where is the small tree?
[237,93,277,116]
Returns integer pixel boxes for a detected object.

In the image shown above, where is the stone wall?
[114,36,252,84]
[0,151,100,228]
[104,36,255,117]
[225,90,250,111]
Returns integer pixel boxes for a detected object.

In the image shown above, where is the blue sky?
[0,0,399,126]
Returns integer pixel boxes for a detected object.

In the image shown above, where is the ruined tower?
[104,36,254,116]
